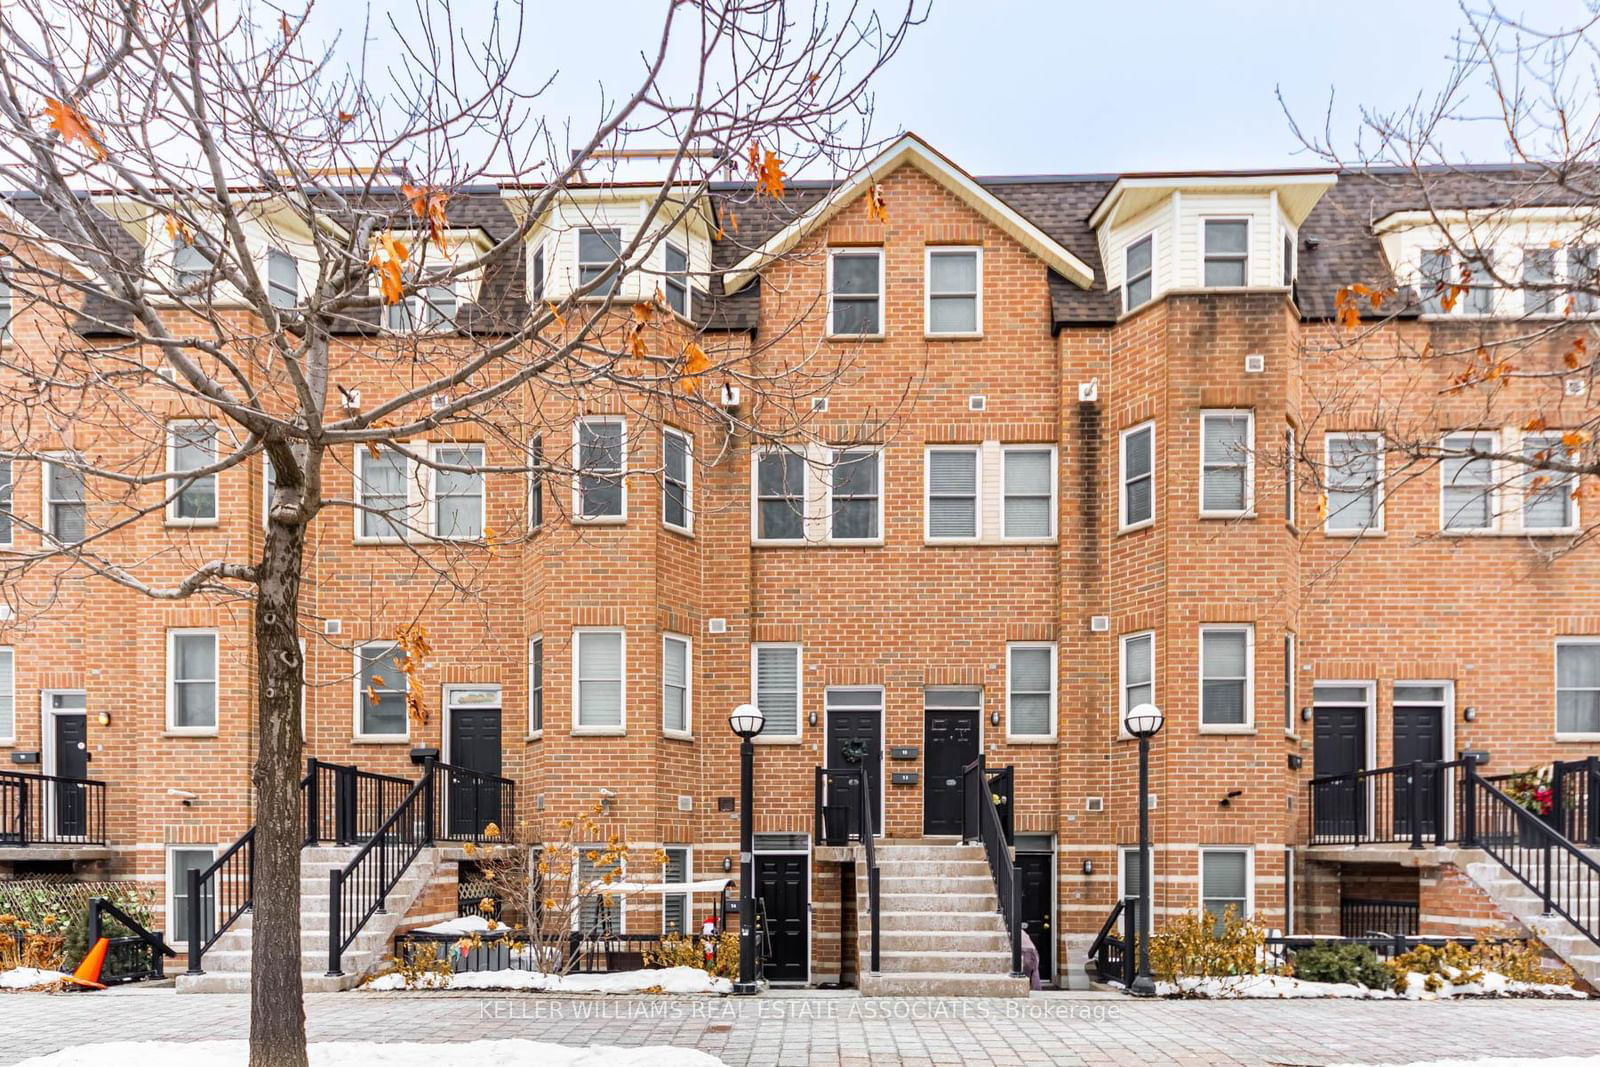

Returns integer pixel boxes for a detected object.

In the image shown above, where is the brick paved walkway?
[2,988,1598,1065]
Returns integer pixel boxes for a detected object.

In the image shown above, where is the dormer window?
[578,227,622,296]
[1124,235,1153,312]
[664,243,689,318]
[531,245,546,303]
[266,248,297,310]
[1282,233,1295,288]
[386,277,457,332]
[1524,247,1557,315]
[173,237,216,291]
[1574,246,1597,313]
[1421,249,1452,313]
[1203,220,1248,287]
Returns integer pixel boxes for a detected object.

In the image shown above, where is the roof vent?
[707,618,728,634]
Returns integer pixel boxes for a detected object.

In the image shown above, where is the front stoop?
[1463,856,1600,986]
[853,840,1031,997]
[175,846,440,993]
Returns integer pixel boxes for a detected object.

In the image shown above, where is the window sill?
[923,331,984,342]
[1199,511,1255,522]
[572,516,628,527]
[353,536,412,547]
[526,730,544,742]
[999,536,1057,546]
[1199,724,1256,735]
[1005,735,1058,745]
[1442,527,1582,538]
[351,735,410,745]
[663,522,695,539]
[752,734,804,746]
[1324,529,1386,538]
[1555,733,1600,743]
[663,730,694,742]
[826,333,885,342]
[1119,519,1155,536]
[162,729,219,738]
[571,726,627,737]
[165,518,220,529]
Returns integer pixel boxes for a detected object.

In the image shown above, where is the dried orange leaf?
[402,184,451,249]
[43,98,106,160]
[865,184,888,224]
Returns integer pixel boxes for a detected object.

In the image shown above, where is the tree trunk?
[250,519,310,1067]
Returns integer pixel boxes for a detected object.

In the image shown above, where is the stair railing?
[303,759,414,846]
[961,756,1024,978]
[184,827,254,975]
[326,762,435,976]
[89,895,176,983]
[1087,897,1130,985]
[858,761,881,975]
[431,760,517,844]
[1552,756,1600,847]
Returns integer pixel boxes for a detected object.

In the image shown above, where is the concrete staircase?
[1463,851,1600,988]
[853,840,1030,996]
[176,845,439,993]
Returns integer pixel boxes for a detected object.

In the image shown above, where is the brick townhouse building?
[1,134,1597,992]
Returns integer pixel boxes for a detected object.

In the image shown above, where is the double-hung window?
[578,228,622,296]
[1421,249,1453,314]
[751,644,801,740]
[168,421,219,523]
[266,248,297,310]
[1440,432,1497,532]
[574,417,626,522]
[528,436,544,530]
[0,458,12,545]
[1120,631,1154,726]
[357,446,411,540]
[1462,255,1494,315]
[925,446,979,541]
[1200,625,1253,730]
[828,249,882,336]
[431,444,484,539]
[530,245,546,303]
[1284,426,1297,527]
[528,636,544,735]
[0,257,12,341]
[1006,643,1056,740]
[356,641,407,738]
[1282,233,1295,287]
[1572,245,1598,313]
[662,847,690,935]
[754,450,806,542]
[1283,632,1297,734]
[664,243,689,317]
[168,847,217,946]
[44,458,86,544]
[168,629,219,732]
[1200,849,1251,932]
[1524,247,1557,316]
[1203,220,1249,287]
[662,633,691,737]
[1119,423,1155,530]
[172,237,215,291]
[0,647,11,743]
[1002,447,1055,540]
[1124,235,1153,311]
[829,449,881,541]
[663,429,692,534]
[1523,434,1577,531]
[1557,639,1600,737]
[574,629,625,733]
[926,247,980,335]
[1325,433,1383,534]
[1200,411,1253,516]
[578,848,624,934]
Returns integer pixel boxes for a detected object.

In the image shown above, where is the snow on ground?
[0,967,69,990]
[1160,970,1587,1000]
[411,915,497,936]
[11,1040,725,1067]
[362,964,733,995]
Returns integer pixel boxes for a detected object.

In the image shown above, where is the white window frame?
[528,435,544,531]
[1324,432,1385,535]
[1119,422,1156,532]
[924,245,982,337]
[1199,410,1254,518]
[572,416,628,525]
[663,242,690,320]
[923,444,982,543]
[749,642,803,744]
[1283,631,1297,737]
[827,447,885,545]
[662,632,692,739]
[661,845,693,936]
[750,447,809,546]
[353,641,409,742]
[576,227,623,297]
[384,275,458,333]
[1521,433,1581,534]
[1201,217,1251,288]
[0,255,12,343]
[353,445,417,543]
[1000,445,1058,542]
[572,627,626,736]
[265,246,297,310]
[1005,641,1058,743]
[1118,845,1150,902]
[165,844,218,950]
[1118,630,1155,741]
[1199,846,1254,925]
[1556,637,1600,741]
[527,635,544,739]
[428,442,486,541]
[0,646,15,744]
[1282,231,1296,288]
[165,628,220,735]
[0,457,12,547]
[1199,624,1255,733]
[1123,232,1155,312]
[165,420,221,526]
[1439,431,1500,534]
[42,454,86,544]
[662,427,694,536]
[1284,425,1297,528]
[826,248,884,339]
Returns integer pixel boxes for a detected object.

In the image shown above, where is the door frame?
[752,836,811,986]
[1014,834,1057,987]
[921,687,984,837]
[1313,679,1376,834]
[823,686,885,837]
[1393,679,1456,838]
[440,683,503,767]
[39,689,87,840]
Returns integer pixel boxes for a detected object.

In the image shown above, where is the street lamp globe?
[729,702,766,740]
[1124,702,1164,739]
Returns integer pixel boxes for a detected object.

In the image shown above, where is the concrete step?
[872,858,993,877]
[874,949,1011,974]
[874,910,1007,933]
[870,892,998,913]
[866,930,1010,953]
[857,971,1030,997]
[871,845,986,861]
[875,874,996,893]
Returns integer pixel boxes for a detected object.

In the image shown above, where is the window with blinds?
[1006,643,1055,738]
[527,637,543,734]
[1556,640,1600,736]
[926,447,978,540]
[575,630,625,731]
[432,445,484,539]
[752,644,801,738]
[578,848,623,935]
[357,447,409,540]
[1440,432,1497,531]
[1120,632,1154,722]
[1326,434,1383,533]
[663,634,690,735]
[1002,447,1055,539]
[662,847,689,935]
[1200,411,1252,516]
[1201,849,1250,933]
[1120,423,1155,529]
[0,647,13,742]
[1523,435,1576,531]
[1200,626,1252,728]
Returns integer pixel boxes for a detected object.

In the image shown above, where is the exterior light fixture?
[1463,706,1477,722]
[1081,859,1094,876]
[1300,705,1313,724]
[1123,702,1164,740]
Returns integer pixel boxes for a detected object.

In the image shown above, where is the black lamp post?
[1123,701,1165,997]
[729,701,766,995]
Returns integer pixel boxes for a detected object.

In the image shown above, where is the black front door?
[447,706,503,838]
[1393,703,1445,837]
[754,852,808,983]
[1017,851,1054,982]
[826,699,882,836]
[924,710,979,835]
[1313,704,1366,838]
[53,713,89,838]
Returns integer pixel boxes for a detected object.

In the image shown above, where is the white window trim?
[572,416,628,526]
[353,641,409,742]
[165,844,218,950]
[165,420,221,527]
[574,846,626,933]
[527,634,544,740]
[1199,846,1255,921]
[1118,630,1155,742]
[353,445,418,544]
[572,627,626,736]
[827,447,885,545]
[1199,410,1255,519]
[1200,216,1251,289]
[1438,431,1501,535]
[1199,623,1255,734]
[923,444,982,544]
[1284,631,1297,738]
[0,457,12,548]
[1284,425,1297,528]
[265,246,297,309]
[41,453,85,544]
[661,845,693,935]
[750,447,809,546]
[826,247,884,339]
[662,427,694,536]
[924,245,983,337]
[749,642,803,744]
[382,275,459,335]
[1117,845,1152,902]
[1000,444,1058,542]
[0,646,15,744]
[663,241,692,322]
[576,227,624,299]
[428,442,486,541]
[662,632,693,740]
[1556,637,1600,742]
[1324,432,1386,536]
[1520,433,1582,535]
[1123,232,1156,313]
[1119,422,1156,532]
[1005,641,1058,743]
[165,627,220,736]
[528,435,544,532]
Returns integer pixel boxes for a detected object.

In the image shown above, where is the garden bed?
[361,964,732,994]
[1159,971,1588,1000]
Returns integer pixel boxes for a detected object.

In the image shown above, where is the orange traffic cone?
[68,936,109,990]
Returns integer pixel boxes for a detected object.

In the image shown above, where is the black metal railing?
[88,895,176,984]
[432,761,517,843]
[184,827,253,975]
[0,770,109,847]
[1339,897,1419,937]
[961,756,1023,978]
[811,765,881,973]
[859,763,881,975]
[1308,759,1465,847]
[326,769,434,976]
[1088,897,1134,985]
[303,759,413,846]
[1553,757,1600,847]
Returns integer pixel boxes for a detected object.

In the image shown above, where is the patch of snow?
[1158,969,1587,1000]
[11,1040,726,1067]
[362,964,732,995]
[0,967,70,990]
[410,916,498,936]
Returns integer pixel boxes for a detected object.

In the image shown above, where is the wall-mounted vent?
[1085,796,1105,813]
[431,394,450,411]
[677,795,694,812]
[707,617,728,634]
[535,794,546,811]
[1566,378,1588,397]
[968,395,987,412]
[322,619,342,636]
[1077,379,1099,403]
[719,383,742,410]
[1089,615,1110,633]
[1146,794,1159,810]
[753,833,809,851]
[811,396,829,413]
[1244,354,1266,374]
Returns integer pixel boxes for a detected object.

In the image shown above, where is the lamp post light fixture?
[1123,701,1164,998]
[728,702,765,995]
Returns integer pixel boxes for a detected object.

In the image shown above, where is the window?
[1120,632,1154,724]
[578,228,622,295]
[1283,632,1296,733]
[0,459,11,544]
[1203,220,1249,287]
[528,436,543,530]
[1440,432,1497,531]
[167,629,219,732]
[663,429,692,533]
[828,249,882,336]
[1284,426,1297,527]
[925,446,979,541]
[266,248,297,310]
[1119,423,1155,530]
[263,453,276,531]
[1200,626,1253,729]
[355,642,407,738]
[1421,249,1453,314]
[44,458,86,543]
[663,633,691,736]
[386,277,457,332]
[356,447,411,540]
[1282,232,1295,288]
[752,644,801,740]
[1119,846,1145,902]
[662,847,690,935]
[172,237,214,291]
[530,245,546,303]
[168,847,217,946]
[1463,255,1494,315]
[1572,245,1597,313]
[574,629,625,732]
[829,449,881,541]
[1006,643,1056,739]
[1325,434,1383,533]
[754,450,806,542]
[578,848,624,934]
[1124,234,1153,311]
[1557,640,1600,736]
[1002,447,1055,539]
[1200,411,1253,516]
[167,421,219,523]
[1523,434,1577,531]
[1524,247,1557,315]
[664,243,689,318]
[431,444,484,539]
[0,257,11,341]
[1200,849,1251,932]
[527,637,543,735]
[574,418,626,522]
[926,247,980,335]
[0,647,13,743]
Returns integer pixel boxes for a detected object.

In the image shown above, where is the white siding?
[528,197,712,310]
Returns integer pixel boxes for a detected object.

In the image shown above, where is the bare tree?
[0,1,921,1063]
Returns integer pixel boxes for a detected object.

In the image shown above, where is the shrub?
[1149,908,1266,981]
[1389,937,1574,990]
[1289,941,1392,989]
[644,931,738,979]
